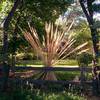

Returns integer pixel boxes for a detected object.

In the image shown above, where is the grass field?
[16,59,78,67]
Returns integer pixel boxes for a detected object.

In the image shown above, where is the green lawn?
[16,59,78,67]
[56,71,92,81]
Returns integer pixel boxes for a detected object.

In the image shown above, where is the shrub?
[77,52,93,66]
[0,89,86,100]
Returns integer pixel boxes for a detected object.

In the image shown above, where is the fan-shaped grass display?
[23,22,88,80]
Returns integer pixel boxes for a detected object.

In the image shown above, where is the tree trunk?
[79,0,99,63]
[80,0,100,96]
[87,0,99,61]
[2,0,21,91]
[79,0,99,74]
[11,16,20,72]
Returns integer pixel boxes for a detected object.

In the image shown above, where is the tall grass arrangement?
[23,22,88,80]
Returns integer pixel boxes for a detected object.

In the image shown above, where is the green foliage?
[56,71,92,81]
[1,0,73,54]
[22,53,34,60]
[0,0,13,22]
[8,35,28,54]
[0,89,86,100]
[76,52,93,66]
[74,22,92,46]
[93,21,100,28]
[21,0,72,21]
[56,71,80,81]
[93,3,100,12]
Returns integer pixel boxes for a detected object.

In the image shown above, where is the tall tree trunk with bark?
[79,0,99,64]
[11,21,18,72]
[2,0,21,91]
[80,0,100,96]
[11,16,20,72]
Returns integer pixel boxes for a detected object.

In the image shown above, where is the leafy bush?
[23,53,33,60]
[77,52,93,66]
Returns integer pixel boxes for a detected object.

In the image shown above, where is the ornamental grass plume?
[23,22,89,80]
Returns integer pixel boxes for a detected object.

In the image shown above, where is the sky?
[56,0,100,26]
[93,0,100,20]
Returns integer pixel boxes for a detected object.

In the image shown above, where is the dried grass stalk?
[23,22,89,80]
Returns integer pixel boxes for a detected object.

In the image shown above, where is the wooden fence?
[14,66,92,72]
[0,66,100,95]
[13,66,93,84]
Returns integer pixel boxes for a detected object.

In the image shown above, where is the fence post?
[92,65,100,96]
[80,64,86,93]
[1,62,10,91]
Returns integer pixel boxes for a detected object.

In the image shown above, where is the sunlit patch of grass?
[56,71,92,81]
[55,59,78,66]
[16,59,78,67]
[56,71,80,81]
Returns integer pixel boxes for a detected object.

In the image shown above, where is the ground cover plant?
[0,88,86,100]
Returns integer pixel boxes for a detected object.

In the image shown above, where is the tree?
[74,21,92,48]
[12,0,74,41]
[79,0,99,65]
[0,0,76,63]
[79,0,100,96]
[55,1,92,58]
[1,0,74,54]
[2,0,21,91]
[1,0,74,90]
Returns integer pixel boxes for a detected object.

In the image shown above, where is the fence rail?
[0,66,93,85]
[1,66,99,95]
[0,66,100,72]
[14,66,93,72]
[10,78,92,85]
